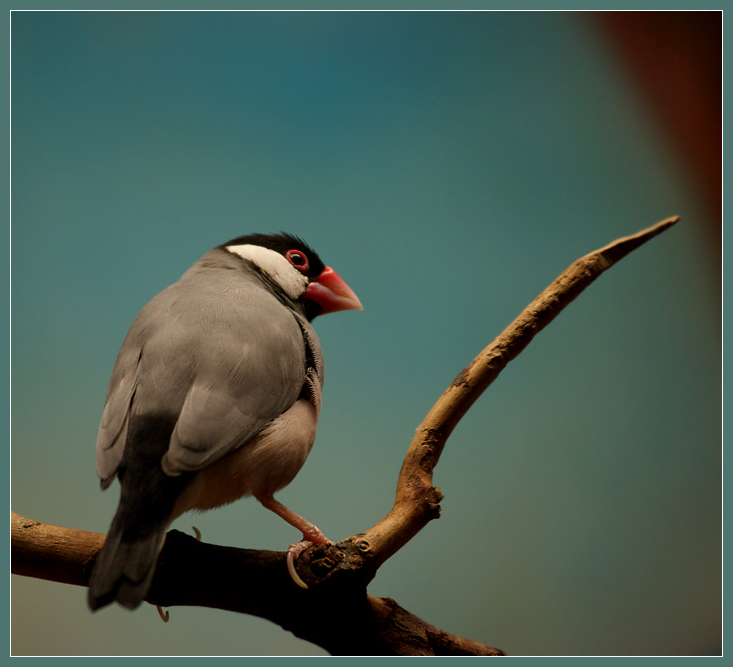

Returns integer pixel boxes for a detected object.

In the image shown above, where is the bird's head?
[221,232,363,320]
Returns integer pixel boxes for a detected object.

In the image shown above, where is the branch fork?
[12,216,679,655]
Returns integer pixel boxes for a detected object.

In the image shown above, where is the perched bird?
[88,233,362,611]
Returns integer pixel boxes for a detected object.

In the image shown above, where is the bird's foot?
[286,531,333,589]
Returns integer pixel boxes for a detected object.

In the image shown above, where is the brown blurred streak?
[592,11,722,261]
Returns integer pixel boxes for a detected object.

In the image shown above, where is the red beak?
[304,266,363,315]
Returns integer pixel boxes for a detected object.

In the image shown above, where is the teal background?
[10,11,720,656]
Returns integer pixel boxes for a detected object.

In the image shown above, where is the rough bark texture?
[11,216,679,656]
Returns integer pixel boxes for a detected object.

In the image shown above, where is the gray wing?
[95,343,141,488]
[96,264,310,482]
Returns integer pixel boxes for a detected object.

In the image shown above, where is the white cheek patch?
[226,244,308,300]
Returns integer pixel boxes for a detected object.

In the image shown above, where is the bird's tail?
[87,509,167,611]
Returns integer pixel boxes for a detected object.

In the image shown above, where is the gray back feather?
[96,248,320,482]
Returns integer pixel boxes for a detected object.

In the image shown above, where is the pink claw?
[286,537,334,589]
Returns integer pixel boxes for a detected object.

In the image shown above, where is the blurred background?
[10,10,720,656]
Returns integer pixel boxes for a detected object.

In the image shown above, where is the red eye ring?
[286,249,309,273]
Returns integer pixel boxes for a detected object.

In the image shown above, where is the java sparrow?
[87,233,362,611]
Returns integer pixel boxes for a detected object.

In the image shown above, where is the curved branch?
[345,215,679,568]
[12,216,678,655]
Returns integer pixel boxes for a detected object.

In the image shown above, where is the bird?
[87,233,362,611]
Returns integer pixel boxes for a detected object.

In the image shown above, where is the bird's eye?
[285,249,309,272]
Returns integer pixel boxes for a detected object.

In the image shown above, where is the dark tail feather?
[89,413,188,611]
[87,511,167,611]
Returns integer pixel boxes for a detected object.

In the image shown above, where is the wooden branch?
[11,512,503,656]
[343,215,680,569]
[12,216,678,655]
[11,512,105,586]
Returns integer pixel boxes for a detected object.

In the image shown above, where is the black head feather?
[219,232,325,280]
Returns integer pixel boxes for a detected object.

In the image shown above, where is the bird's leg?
[255,493,331,543]
[255,493,332,589]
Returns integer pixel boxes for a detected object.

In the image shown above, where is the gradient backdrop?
[11,10,720,656]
